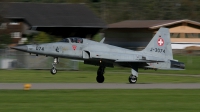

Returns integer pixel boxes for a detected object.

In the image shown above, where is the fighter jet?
[11,27,185,83]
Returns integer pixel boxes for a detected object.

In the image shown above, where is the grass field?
[1,70,200,83]
[0,55,199,112]
[0,89,200,112]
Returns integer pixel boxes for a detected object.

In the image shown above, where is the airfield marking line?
[1,83,200,90]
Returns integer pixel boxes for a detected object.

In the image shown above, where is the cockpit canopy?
[60,38,69,43]
[60,37,83,43]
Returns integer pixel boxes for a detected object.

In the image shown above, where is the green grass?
[0,89,200,112]
[1,70,200,83]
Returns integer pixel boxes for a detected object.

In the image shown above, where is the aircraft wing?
[115,59,165,63]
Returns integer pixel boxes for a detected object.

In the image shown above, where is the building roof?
[0,2,106,28]
[108,19,200,29]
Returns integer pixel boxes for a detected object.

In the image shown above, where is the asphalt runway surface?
[1,83,200,89]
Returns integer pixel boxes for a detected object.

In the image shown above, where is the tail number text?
[150,48,165,53]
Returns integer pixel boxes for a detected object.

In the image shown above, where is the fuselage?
[26,38,159,60]
[13,37,185,70]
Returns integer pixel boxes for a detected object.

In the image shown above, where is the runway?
[1,83,200,89]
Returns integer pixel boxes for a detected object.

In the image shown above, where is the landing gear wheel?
[96,75,105,83]
[50,67,57,75]
[129,75,137,84]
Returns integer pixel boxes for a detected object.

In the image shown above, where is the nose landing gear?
[50,57,59,75]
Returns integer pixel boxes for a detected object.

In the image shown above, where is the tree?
[33,32,52,43]
[0,34,12,48]
[28,32,61,44]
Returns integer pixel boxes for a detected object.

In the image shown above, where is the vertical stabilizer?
[143,27,173,59]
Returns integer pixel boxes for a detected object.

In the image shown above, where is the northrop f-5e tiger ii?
[11,27,185,83]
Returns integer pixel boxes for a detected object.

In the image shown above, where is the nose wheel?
[51,67,57,75]
[50,57,58,75]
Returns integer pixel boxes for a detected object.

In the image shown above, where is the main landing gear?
[50,57,59,75]
[96,66,105,83]
[128,67,138,84]
[95,66,138,84]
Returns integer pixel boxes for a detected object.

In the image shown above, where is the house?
[105,19,200,50]
[0,2,106,44]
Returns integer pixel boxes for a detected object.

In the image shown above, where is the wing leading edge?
[115,60,164,63]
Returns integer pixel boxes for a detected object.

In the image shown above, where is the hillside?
[2,0,200,23]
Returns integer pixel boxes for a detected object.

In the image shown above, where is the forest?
[1,0,200,23]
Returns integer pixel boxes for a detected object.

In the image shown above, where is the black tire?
[128,75,137,84]
[96,75,105,83]
[50,68,57,75]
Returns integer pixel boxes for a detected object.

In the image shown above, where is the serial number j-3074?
[150,48,165,53]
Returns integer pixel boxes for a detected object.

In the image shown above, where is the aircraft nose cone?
[11,45,28,52]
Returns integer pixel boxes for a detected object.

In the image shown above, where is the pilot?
[71,38,75,43]
[77,39,81,43]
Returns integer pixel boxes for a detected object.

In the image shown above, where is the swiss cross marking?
[157,38,164,46]
[72,45,77,50]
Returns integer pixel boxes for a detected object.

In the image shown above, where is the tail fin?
[143,27,173,59]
